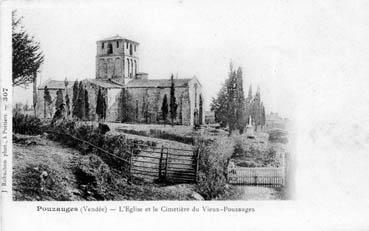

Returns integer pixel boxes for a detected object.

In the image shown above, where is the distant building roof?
[126,78,192,88]
[38,80,74,90]
[97,35,139,45]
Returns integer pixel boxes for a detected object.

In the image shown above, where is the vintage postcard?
[1,0,369,230]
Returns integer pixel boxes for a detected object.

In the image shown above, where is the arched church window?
[127,59,130,77]
[134,60,137,75]
[129,44,133,56]
[107,43,113,54]
[101,42,104,49]
[116,41,119,48]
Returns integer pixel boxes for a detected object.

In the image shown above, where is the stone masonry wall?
[127,86,190,125]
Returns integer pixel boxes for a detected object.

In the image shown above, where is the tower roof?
[97,35,139,44]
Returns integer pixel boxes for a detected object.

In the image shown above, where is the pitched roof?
[126,78,192,88]
[38,80,74,90]
[38,79,124,90]
[98,35,139,44]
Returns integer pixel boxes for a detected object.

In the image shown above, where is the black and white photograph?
[10,3,292,201]
[2,0,369,230]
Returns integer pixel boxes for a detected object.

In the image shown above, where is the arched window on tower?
[107,43,113,54]
[131,60,134,77]
[129,44,133,56]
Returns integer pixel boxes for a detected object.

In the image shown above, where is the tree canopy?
[211,63,267,133]
[12,11,44,86]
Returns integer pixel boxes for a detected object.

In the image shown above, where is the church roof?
[38,79,124,90]
[126,78,192,88]
[85,79,125,89]
[98,35,139,44]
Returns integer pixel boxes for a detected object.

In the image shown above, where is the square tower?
[96,35,139,85]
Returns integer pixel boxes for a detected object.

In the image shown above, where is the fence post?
[129,148,133,183]
[164,148,169,181]
[194,147,200,183]
[159,145,164,180]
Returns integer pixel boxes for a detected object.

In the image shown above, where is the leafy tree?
[169,74,177,126]
[12,11,44,86]
[161,94,168,125]
[210,80,229,127]
[43,86,52,118]
[72,80,79,118]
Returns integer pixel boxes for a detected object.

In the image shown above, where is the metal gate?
[130,145,199,183]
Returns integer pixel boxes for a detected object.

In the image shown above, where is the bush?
[195,137,235,200]
[74,154,115,200]
[13,113,43,135]
[47,121,157,173]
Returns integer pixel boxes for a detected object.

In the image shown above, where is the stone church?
[36,35,204,126]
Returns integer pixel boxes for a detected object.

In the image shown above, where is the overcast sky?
[12,0,369,120]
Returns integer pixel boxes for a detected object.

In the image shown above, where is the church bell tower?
[96,35,139,85]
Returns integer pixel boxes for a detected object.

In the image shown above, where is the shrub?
[13,112,43,135]
[195,137,235,200]
[74,154,115,200]
[47,121,157,173]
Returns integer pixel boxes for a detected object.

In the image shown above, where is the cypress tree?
[161,94,168,125]
[169,74,177,126]
[55,89,64,110]
[72,80,79,119]
[43,86,52,118]
[235,67,246,134]
[96,88,103,121]
[102,91,106,120]
[226,64,237,135]
[96,88,107,121]
[84,88,89,120]
[65,93,70,117]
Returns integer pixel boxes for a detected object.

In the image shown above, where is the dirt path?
[234,185,286,200]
